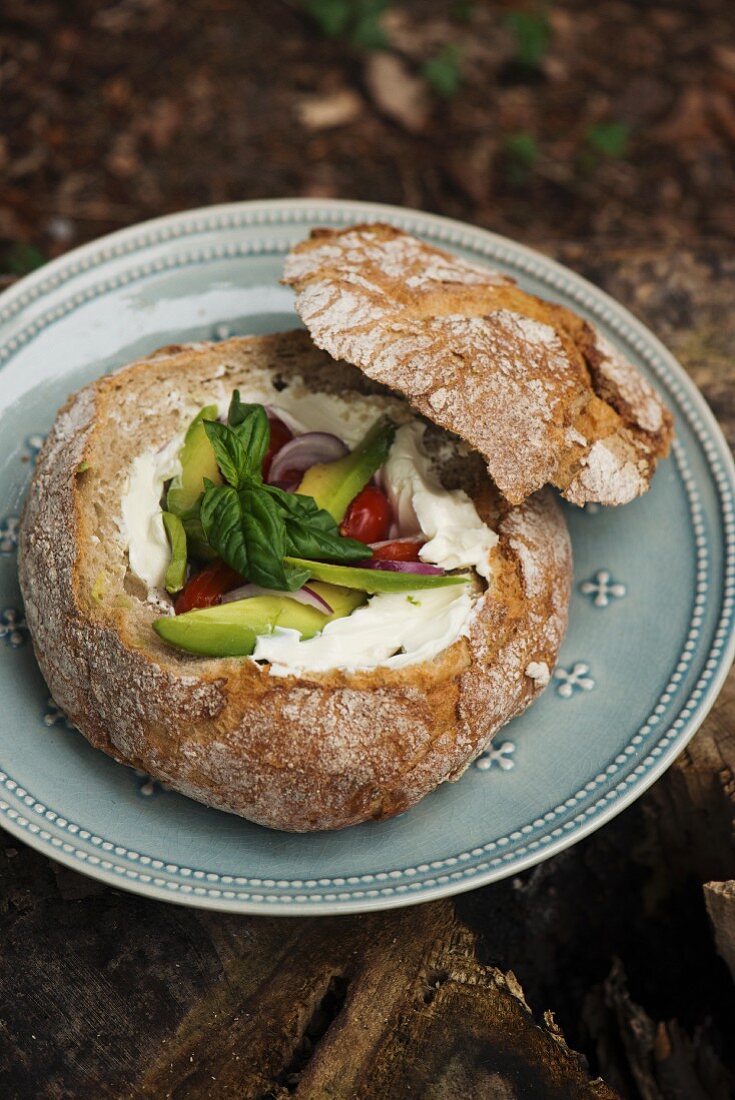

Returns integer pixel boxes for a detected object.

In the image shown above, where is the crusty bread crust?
[284,224,673,506]
[18,332,571,831]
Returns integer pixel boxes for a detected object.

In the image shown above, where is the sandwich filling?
[120,384,497,673]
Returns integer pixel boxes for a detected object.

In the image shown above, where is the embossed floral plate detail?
[0,200,733,914]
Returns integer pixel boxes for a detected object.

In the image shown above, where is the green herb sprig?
[198,395,372,591]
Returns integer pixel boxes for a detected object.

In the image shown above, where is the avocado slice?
[166,404,222,516]
[308,581,367,618]
[161,511,187,593]
[296,415,395,523]
[283,557,470,594]
[153,582,366,657]
[179,498,218,562]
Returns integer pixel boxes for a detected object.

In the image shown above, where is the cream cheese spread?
[383,422,495,581]
[254,585,475,674]
[121,434,184,590]
[120,381,498,672]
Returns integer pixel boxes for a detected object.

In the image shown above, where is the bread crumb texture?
[18,332,571,831]
[284,223,673,506]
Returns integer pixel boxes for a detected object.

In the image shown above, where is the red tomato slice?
[370,539,425,562]
[340,485,392,543]
[262,416,294,480]
[174,561,242,614]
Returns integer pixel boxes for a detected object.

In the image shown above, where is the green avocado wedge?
[283,557,470,594]
[179,501,218,563]
[153,582,366,657]
[161,511,187,593]
[296,415,395,523]
[166,404,222,516]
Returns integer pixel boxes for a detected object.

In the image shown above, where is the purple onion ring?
[221,584,333,613]
[267,432,348,485]
[354,559,444,575]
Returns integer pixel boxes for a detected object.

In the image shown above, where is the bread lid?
[284,224,673,506]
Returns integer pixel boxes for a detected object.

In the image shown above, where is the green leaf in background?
[203,421,248,488]
[302,0,388,51]
[450,1,475,24]
[503,131,539,184]
[421,44,463,99]
[504,8,551,71]
[2,242,46,276]
[162,511,188,593]
[351,0,389,50]
[302,0,351,37]
[586,121,630,159]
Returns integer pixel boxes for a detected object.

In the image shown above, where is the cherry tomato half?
[370,539,425,562]
[174,561,242,614]
[262,416,294,480]
[340,485,392,544]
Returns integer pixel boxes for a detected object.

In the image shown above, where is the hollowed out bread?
[284,224,673,506]
[18,331,571,832]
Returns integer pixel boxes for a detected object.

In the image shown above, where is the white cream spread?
[383,422,495,581]
[121,435,184,589]
[120,382,498,672]
[254,586,475,674]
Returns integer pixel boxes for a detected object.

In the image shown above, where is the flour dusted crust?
[284,224,673,506]
[18,331,571,832]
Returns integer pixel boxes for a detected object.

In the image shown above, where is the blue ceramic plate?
[1,200,733,914]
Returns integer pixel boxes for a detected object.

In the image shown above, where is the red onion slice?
[267,432,348,485]
[268,477,301,493]
[355,559,445,575]
[221,584,333,613]
[368,536,427,550]
[220,584,262,603]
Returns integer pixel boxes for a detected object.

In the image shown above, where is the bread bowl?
[17,327,572,830]
[17,226,671,832]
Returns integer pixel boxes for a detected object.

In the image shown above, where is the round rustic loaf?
[18,331,571,831]
[285,223,673,507]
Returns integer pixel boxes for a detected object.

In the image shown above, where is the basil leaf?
[228,395,270,479]
[203,421,247,489]
[239,487,298,590]
[194,398,376,592]
[269,489,337,531]
[242,487,310,589]
[200,480,307,591]
[227,390,252,427]
[200,482,249,576]
[267,486,370,563]
[286,519,370,563]
[283,561,313,590]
